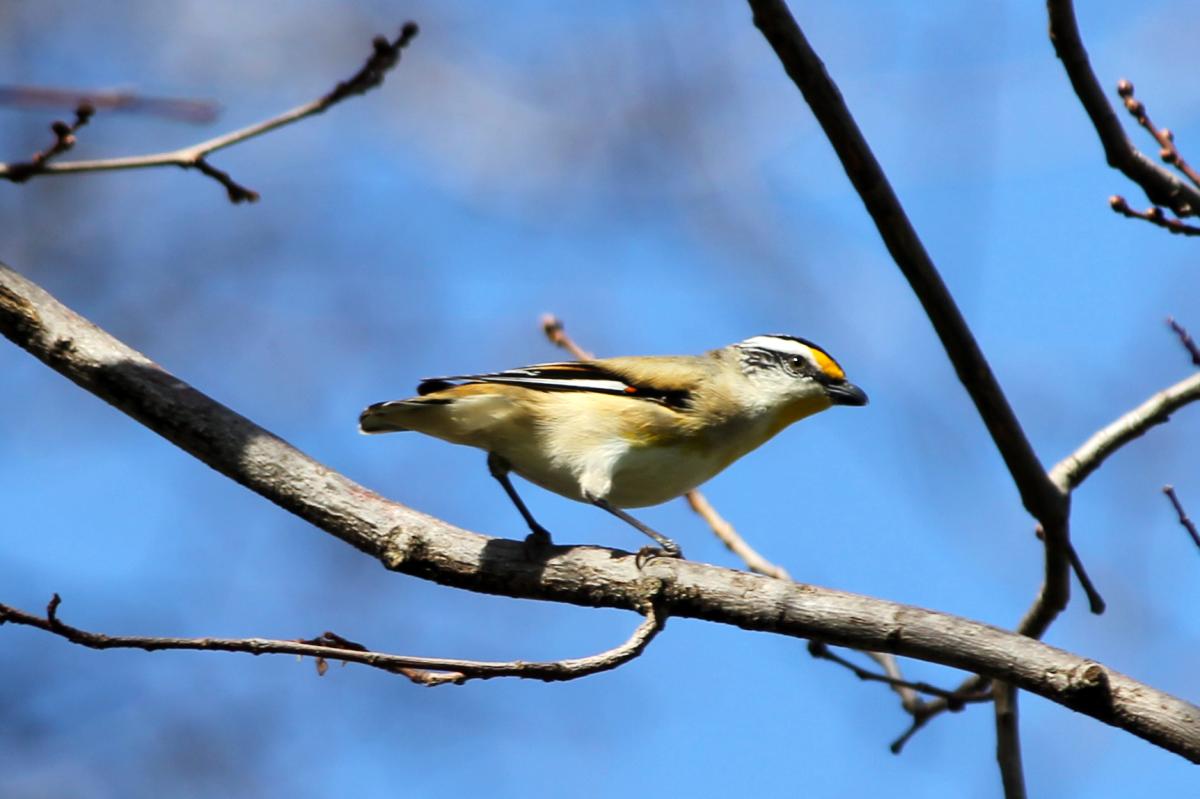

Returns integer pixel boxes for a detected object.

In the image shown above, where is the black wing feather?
[416,362,690,408]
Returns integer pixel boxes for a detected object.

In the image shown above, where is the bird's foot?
[522,527,553,559]
[634,542,684,568]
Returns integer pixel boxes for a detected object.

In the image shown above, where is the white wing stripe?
[488,377,628,392]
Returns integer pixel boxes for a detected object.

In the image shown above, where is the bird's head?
[730,334,867,428]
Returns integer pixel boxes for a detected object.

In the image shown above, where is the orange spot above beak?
[810,348,845,380]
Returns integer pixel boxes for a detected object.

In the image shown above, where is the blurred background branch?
[0,84,220,123]
[0,23,419,201]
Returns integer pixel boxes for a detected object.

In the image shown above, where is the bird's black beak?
[825,380,868,406]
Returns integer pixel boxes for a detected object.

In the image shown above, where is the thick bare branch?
[0,23,419,202]
[1046,0,1200,217]
[2,263,1198,761]
[0,595,664,686]
[853,368,1200,746]
[747,0,1079,628]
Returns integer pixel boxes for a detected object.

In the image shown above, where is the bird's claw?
[522,527,553,560]
[524,527,552,547]
[635,543,684,568]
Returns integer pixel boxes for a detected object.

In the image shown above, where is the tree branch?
[540,313,594,360]
[1046,0,1200,217]
[0,23,419,202]
[3,102,95,181]
[747,0,1079,631]
[1163,486,1200,554]
[994,682,1028,799]
[1109,196,1200,236]
[903,363,1200,743]
[1048,372,1200,493]
[1168,317,1200,367]
[744,10,1104,766]
[543,314,936,733]
[0,595,664,686]
[2,262,1198,761]
[1115,80,1200,193]
[807,641,986,705]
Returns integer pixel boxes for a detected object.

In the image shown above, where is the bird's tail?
[358,397,451,434]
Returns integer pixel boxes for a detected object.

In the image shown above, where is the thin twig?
[540,313,594,360]
[4,102,94,182]
[1109,196,1200,236]
[1049,371,1200,493]
[890,678,994,754]
[683,490,791,580]
[807,641,983,704]
[994,682,1028,799]
[1,595,664,686]
[1163,486,1200,554]
[1167,317,1200,366]
[0,23,419,202]
[1065,540,1105,615]
[863,650,923,714]
[1117,80,1200,191]
[1046,0,1200,217]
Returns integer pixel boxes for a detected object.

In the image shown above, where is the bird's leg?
[587,496,683,563]
[487,452,553,547]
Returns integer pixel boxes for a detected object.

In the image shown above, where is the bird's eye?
[784,354,808,375]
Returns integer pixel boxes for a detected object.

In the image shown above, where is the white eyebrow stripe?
[738,335,815,359]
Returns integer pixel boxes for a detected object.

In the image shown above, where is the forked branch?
[1046,0,1200,217]
[747,1,1085,649]
[0,23,419,202]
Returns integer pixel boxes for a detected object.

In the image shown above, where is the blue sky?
[2,2,1198,796]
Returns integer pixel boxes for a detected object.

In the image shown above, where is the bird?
[359,334,867,561]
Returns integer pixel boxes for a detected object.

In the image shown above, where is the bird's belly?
[503,440,725,509]
[603,444,727,508]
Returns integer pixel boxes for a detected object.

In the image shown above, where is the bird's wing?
[417,359,696,408]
